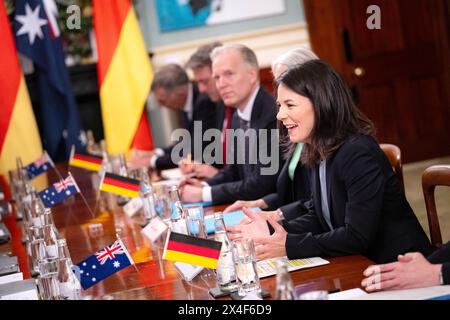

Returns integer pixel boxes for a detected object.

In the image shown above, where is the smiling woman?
[228,60,432,264]
[276,84,315,144]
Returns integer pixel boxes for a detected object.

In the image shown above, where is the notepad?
[184,201,213,208]
[256,257,330,278]
[204,208,262,234]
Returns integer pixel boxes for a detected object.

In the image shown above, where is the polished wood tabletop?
[1,165,374,300]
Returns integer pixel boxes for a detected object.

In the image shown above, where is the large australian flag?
[72,240,134,289]
[13,0,86,161]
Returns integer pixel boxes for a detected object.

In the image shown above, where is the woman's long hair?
[276,60,375,166]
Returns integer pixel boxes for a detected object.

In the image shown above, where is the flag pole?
[68,171,96,219]
[115,233,140,274]
[92,171,105,218]
[46,151,65,181]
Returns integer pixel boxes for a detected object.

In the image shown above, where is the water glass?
[38,259,61,300]
[43,224,58,259]
[231,238,261,297]
[186,205,206,238]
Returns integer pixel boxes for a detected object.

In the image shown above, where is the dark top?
[427,241,450,285]
[206,87,282,204]
[262,151,311,220]
[282,135,432,264]
[155,85,218,170]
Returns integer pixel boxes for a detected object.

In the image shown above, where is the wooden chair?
[380,143,404,192]
[422,165,450,249]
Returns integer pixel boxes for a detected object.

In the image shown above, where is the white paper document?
[256,257,329,278]
[352,285,450,300]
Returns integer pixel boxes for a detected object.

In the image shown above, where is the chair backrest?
[422,165,450,249]
[380,143,404,192]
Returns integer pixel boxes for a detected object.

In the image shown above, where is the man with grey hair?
[180,44,282,204]
[130,63,217,170]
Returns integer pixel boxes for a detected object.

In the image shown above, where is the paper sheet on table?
[256,257,330,278]
[152,179,179,188]
[329,288,368,300]
[351,285,450,300]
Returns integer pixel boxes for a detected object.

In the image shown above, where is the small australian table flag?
[25,151,54,179]
[72,239,134,289]
[38,175,80,208]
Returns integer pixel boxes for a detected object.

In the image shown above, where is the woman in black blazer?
[228,60,432,264]
[224,47,318,220]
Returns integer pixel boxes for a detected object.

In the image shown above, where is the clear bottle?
[168,185,188,235]
[275,257,296,300]
[98,140,112,177]
[116,153,130,206]
[56,239,81,300]
[214,212,238,292]
[140,167,157,223]
[86,130,102,156]
[27,192,45,228]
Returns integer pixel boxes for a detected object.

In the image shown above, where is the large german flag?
[100,172,140,198]
[0,1,42,180]
[163,232,222,269]
[69,147,103,171]
[93,0,154,154]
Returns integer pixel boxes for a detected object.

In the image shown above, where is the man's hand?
[193,164,219,179]
[179,184,203,203]
[179,177,203,188]
[128,152,153,169]
[361,252,442,292]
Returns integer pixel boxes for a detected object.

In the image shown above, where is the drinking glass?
[38,259,61,300]
[186,205,206,238]
[231,238,261,297]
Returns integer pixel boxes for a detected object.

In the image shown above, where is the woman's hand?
[226,207,270,241]
[224,199,268,213]
[253,217,288,260]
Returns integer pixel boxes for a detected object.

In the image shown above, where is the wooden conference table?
[1,165,373,300]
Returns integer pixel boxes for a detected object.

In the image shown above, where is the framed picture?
[155,0,286,32]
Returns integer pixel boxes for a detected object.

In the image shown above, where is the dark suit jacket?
[155,85,217,170]
[206,87,282,204]
[282,135,432,264]
[428,241,450,285]
[262,148,311,220]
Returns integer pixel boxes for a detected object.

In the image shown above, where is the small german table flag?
[163,231,222,269]
[99,172,140,198]
[69,146,103,171]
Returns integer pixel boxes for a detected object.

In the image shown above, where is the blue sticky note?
[204,208,261,234]
[183,201,213,208]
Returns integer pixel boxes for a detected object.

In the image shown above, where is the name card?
[0,272,23,285]
[0,279,39,300]
[174,262,204,282]
[141,216,168,243]
[88,223,104,238]
[123,197,143,217]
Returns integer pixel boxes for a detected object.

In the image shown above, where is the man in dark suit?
[180,44,282,204]
[179,42,235,178]
[130,63,217,170]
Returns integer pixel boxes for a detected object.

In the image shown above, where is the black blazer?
[155,85,217,170]
[428,241,450,285]
[282,135,432,264]
[262,148,311,220]
[206,87,282,204]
